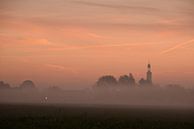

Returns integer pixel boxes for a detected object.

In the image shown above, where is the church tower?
[146,63,152,84]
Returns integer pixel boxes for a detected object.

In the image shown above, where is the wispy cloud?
[45,64,66,70]
[73,1,159,12]
[160,39,194,54]
[82,42,156,49]
[45,64,78,74]
[46,42,157,52]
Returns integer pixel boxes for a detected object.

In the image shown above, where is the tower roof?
[148,63,151,68]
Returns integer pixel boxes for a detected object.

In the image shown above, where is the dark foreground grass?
[0,104,194,129]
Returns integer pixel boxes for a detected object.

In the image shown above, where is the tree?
[118,75,130,86]
[128,73,136,86]
[139,78,144,85]
[20,80,36,89]
[0,81,10,89]
[139,78,148,86]
[118,73,136,86]
[96,75,117,87]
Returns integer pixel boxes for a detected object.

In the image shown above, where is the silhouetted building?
[20,80,36,89]
[139,63,153,86]
[96,63,153,88]
[146,63,152,84]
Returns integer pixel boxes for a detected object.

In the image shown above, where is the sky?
[0,0,194,89]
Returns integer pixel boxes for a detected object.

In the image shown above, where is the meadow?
[0,104,194,129]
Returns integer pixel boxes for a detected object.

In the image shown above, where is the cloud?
[1,6,193,34]
[83,42,156,49]
[160,39,194,54]
[45,64,78,75]
[45,64,66,70]
[72,1,159,13]
[0,35,53,47]
[45,42,157,53]
[19,38,53,46]
[87,32,104,39]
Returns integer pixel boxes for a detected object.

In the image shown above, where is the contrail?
[160,39,194,54]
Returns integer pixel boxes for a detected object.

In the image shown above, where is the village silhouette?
[0,63,194,107]
[0,63,183,90]
[96,63,152,88]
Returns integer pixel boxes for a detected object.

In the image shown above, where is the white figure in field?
[44,96,48,102]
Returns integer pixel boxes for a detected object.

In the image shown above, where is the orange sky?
[0,0,194,89]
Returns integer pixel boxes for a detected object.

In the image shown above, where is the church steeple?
[146,63,152,84]
[147,63,151,71]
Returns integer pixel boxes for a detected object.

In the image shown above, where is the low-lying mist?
[0,85,194,108]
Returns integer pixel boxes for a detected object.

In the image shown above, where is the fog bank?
[0,86,194,108]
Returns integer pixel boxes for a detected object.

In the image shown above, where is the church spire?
[146,63,152,84]
[147,63,151,71]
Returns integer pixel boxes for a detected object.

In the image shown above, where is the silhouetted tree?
[47,86,63,92]
[118,75,130,86]
[96,75,117,87]
[139,78,146,86]
[0,81,10,89]
[118,73,136,86]
[139,78,151,86]
[128,73,136,86]
[166,84,183,89]
[20,80,36,89]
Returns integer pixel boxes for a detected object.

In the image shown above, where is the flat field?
[0,104,194,129]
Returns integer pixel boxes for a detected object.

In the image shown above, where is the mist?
[1,85,194,108]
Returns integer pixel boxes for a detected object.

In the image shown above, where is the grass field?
[0,104,194,129]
